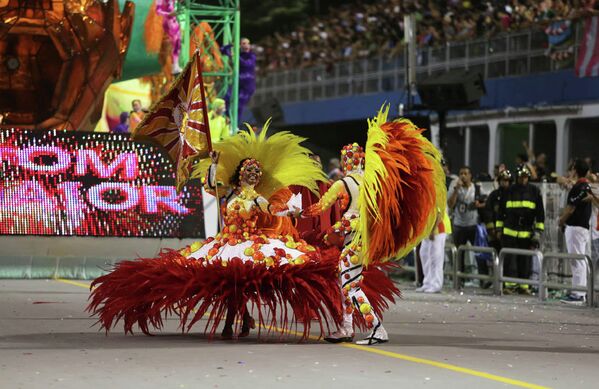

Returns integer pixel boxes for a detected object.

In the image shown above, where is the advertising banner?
[0,129,204,237]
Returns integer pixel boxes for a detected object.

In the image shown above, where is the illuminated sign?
[0,129,204,237]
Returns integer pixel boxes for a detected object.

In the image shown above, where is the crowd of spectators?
[253,0,599,73]
[438,153,597,301]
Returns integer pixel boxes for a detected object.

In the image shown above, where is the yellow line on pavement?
[55,278,92,290]
[341,343,549,389]
[55,279,550,389]
[260,324,548,388]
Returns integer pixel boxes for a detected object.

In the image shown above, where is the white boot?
[324,327,354,343]
[356,324,388,345]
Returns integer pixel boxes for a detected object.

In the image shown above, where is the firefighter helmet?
[498,169,513,182]
[515,164,531,177]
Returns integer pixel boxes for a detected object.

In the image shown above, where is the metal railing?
[495,248,544,301]
[254,25,582,105]
[453,245,497,289]
[398,247,419,283]
[541,252,595,307]
[0,255,120,280]
[398,244,457,287]
[445,243,458,281]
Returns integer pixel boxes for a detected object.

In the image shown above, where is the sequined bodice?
[222,187,262,239]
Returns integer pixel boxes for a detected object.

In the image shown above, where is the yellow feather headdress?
[191,121,327,199]
[352,105,447,266]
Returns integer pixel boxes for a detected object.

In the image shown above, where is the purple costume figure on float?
[112,112,129,134]
[224,38,256,124]
[156,0,182,73]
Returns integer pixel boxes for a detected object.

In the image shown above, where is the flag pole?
[195,48,223,233]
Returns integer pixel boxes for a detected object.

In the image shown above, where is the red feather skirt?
[87,248,400,340]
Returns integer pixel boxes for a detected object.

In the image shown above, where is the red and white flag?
[133,51,212,191]
[576,16,599,77]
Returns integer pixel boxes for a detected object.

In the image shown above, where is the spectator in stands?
[327,157,339,173]
[523,140,551,181]
[492,162,507,180]
[129,99,146,132]
[112,112,129,134]
[497,164,545,295]
[515,150,538,181]
[476,171,493,182]
[556,160,576,189]
[208,98,230,143]
[309,153,322,167]
[558,159,593,305]
[448,166,485,283]
[583,157,598,181]
[534,153,549,181]
[253,0,590,73]
[328,168,343,182]
[327,158,343,181]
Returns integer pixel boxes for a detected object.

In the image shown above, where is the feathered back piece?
[353,105,447,266]
[144,0,164,54]
[192,121,327,199]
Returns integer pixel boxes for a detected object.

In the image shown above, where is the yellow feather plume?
[192,121,327,199]
[352,105,448,266]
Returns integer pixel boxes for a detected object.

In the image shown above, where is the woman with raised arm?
[304,107,447,345]
[88,125,342,340]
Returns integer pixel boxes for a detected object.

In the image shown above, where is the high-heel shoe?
[239,317,256,338]
[221,326,234,340]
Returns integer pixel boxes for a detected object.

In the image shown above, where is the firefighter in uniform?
[485,170,513,255]
[496,165,545,294]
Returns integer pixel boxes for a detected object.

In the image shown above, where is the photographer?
[448,166,485,281]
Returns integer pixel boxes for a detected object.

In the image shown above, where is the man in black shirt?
[559,159,593,305]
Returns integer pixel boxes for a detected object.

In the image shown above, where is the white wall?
[446,103,599,176]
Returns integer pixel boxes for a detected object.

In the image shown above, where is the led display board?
[0,129,204,237]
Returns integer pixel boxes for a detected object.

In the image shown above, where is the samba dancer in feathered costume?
[305,106,447,345]
[88,125,344,340]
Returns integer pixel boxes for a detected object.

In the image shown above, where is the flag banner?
[134,51,212,191]
[576,16,599,77]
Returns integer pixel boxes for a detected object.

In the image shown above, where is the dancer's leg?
[221,298,237,339]
[339,245,388,345]
[324,248,355,343]
[239,304,255,338]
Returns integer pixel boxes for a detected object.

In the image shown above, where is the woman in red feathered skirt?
[87,128,401,341]
[88,152,344,339]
